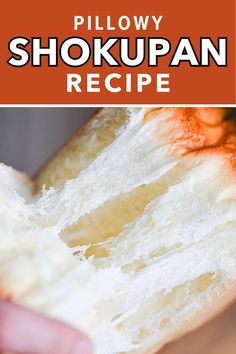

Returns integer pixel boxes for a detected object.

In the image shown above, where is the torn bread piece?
[1,107,236,354]
[34,107,128,192]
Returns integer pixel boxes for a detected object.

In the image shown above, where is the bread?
[1,107,236,354]
[34,108,128,192]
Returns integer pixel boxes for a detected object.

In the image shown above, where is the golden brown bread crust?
[146,108,231,154]
[33,107,236,196]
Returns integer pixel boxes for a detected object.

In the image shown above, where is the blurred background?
[0,108,97,175]
[0,107,235,176]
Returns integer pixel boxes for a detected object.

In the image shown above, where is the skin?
[1,299,235,354]
[0,300,93,354]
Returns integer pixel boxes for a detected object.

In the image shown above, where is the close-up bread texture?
[1,107,236,354]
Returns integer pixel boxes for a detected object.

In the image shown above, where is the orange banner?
[0,0,235,104]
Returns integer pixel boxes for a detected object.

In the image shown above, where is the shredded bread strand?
[0,108,236,353]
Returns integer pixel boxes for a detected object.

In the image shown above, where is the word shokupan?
[8,37,227,67]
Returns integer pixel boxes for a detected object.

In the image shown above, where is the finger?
[0,299,93,354]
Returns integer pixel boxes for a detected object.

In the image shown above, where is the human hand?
[0,299,93,354]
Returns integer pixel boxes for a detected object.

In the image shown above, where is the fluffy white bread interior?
[1,107,236,354]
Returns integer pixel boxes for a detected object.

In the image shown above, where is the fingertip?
[71,335,93,354]
[0,299,94,354]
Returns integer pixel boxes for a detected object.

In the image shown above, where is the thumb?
[0,299,93,354]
